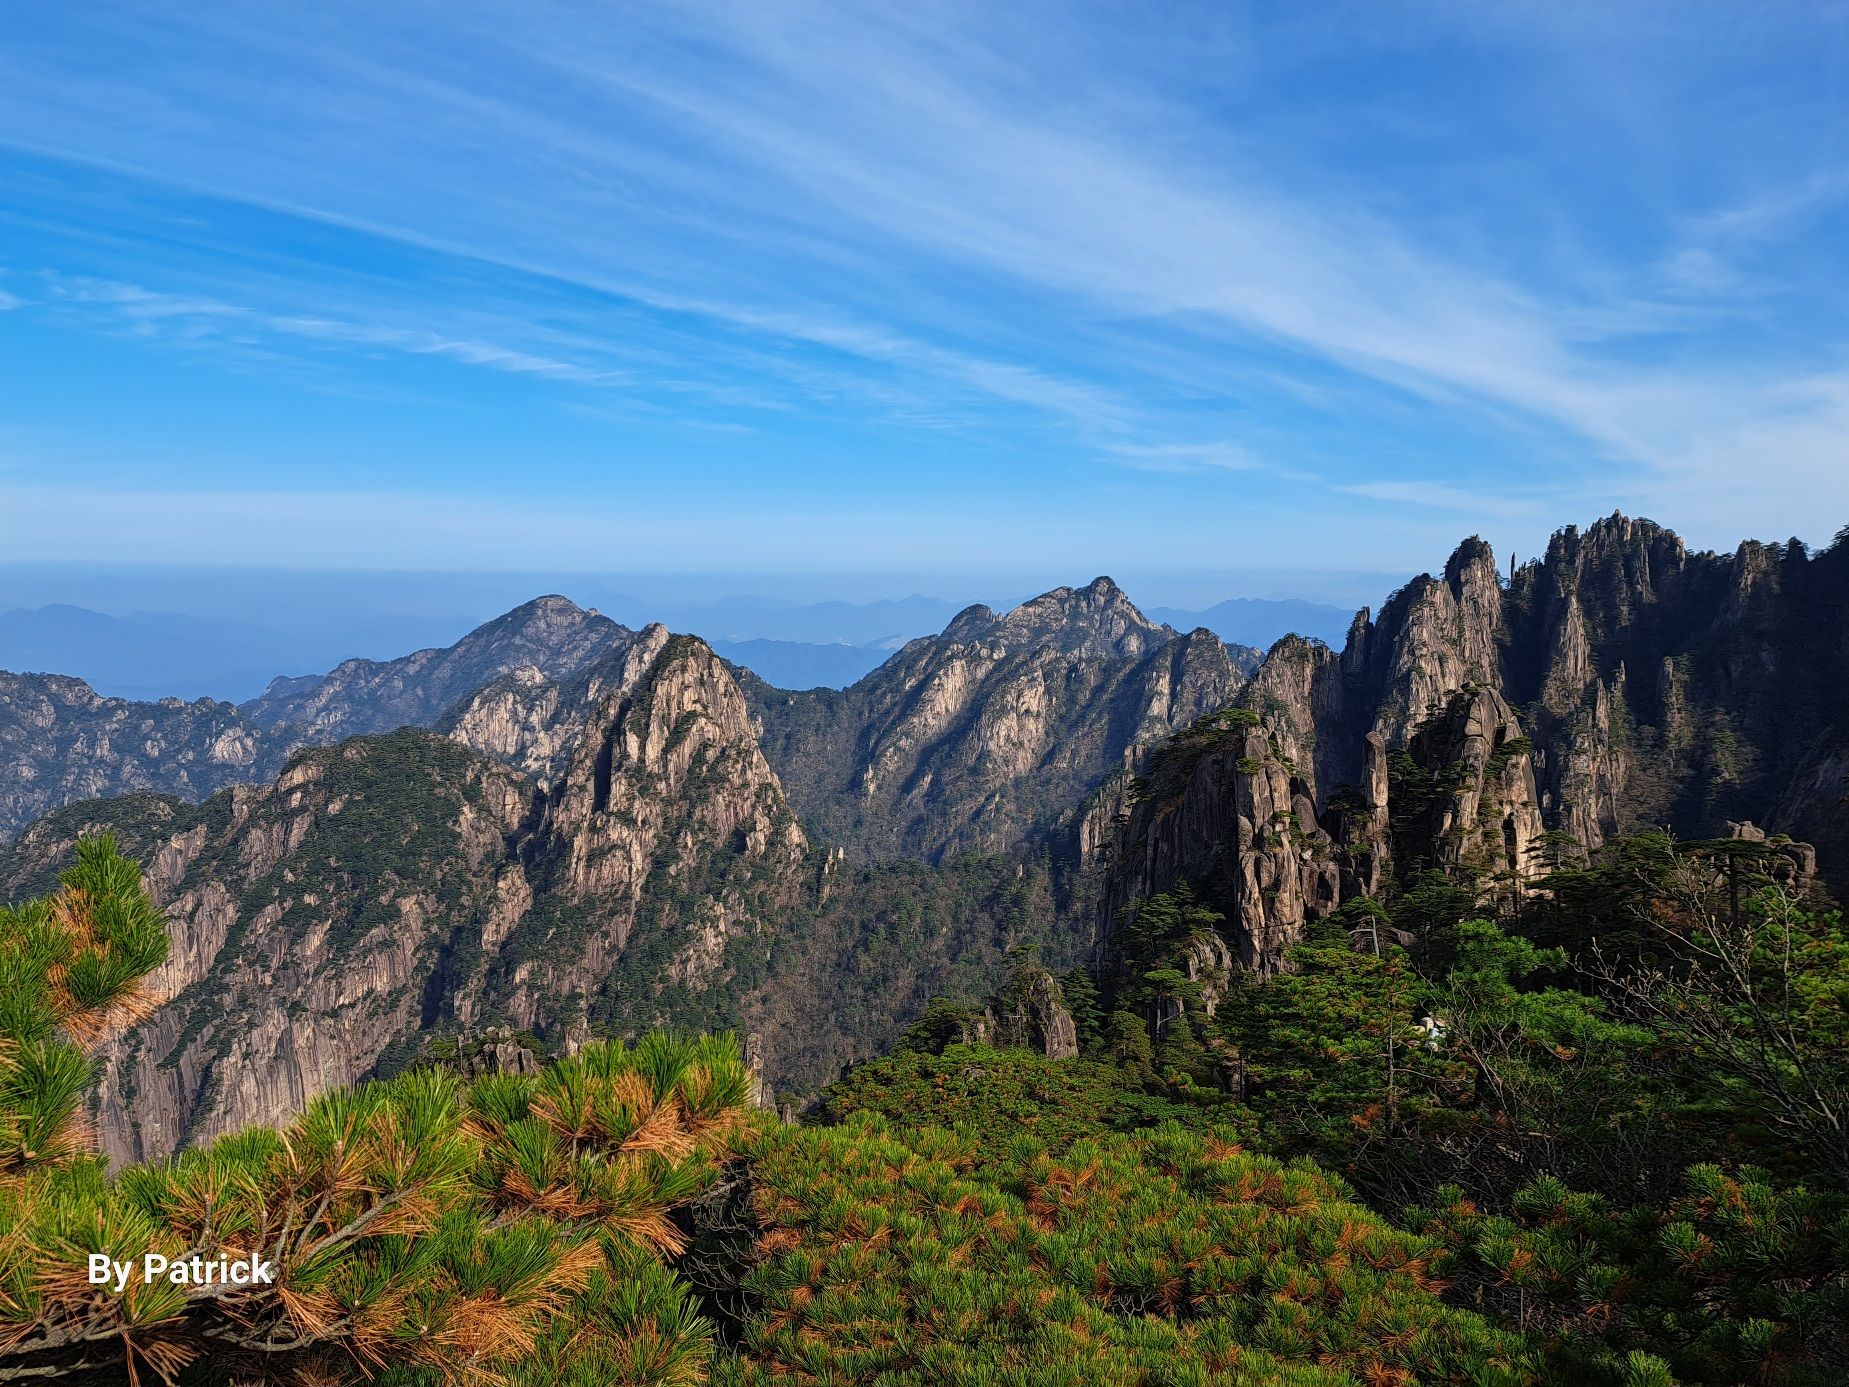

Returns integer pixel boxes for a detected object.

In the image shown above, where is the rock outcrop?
[986,963,1080,1059]
[1500,516,1849,872]
[1398,686,1545,884]
[1097,512,1849,973]
[1101,712,1346,972]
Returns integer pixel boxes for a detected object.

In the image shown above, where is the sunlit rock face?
[747,577,1259,863]
[0,634,808,1164]
[1099,513,1849,970]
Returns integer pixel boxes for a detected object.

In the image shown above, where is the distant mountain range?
[0,591,1348,699]
[1146,596,1353,650]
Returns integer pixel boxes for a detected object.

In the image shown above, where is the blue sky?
[2,1,1847,593]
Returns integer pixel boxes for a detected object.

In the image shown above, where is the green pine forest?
[3,811,1846,1384]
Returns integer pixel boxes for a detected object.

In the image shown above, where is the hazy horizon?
[0,559,1372,699]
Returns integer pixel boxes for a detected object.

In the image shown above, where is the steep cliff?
[748,578,1260,861]
[1099,708,1346,972]
[1499,515,1849,861]
[0,635,811,1163]
[1096,515,1849,979]
[1391,685,1545,886]
[490,633,809,1037]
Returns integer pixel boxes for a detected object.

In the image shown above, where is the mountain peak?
[473,594,619,642]
[506,593,586,617]
[1443,536,1497,587]
[970,576,1167,659]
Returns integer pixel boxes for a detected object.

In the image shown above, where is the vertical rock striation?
[0,634,810,1164]
[1098,512,1849,973]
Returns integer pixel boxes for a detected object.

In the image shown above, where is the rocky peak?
[547,632,806,891]
[523,633,808,1005]
[943,577,1169,661]
[1350,537,1503,751]
[439,624,670,786]
[1524,512,1691,639]
[241,596,632,745]
[1238,635,1349,791]
[752,578,1247,863]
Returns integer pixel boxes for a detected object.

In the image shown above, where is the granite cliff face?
[748,578,1260,861]
[1096,514,1849,972]
[1496,516,1848,859]
[0,597,639,839]
[0,635,809,1164]
[1100,712,1346,973]
[497,633,809,1029]
[439,623,673,784]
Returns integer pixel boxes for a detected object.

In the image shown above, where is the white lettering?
[88,1251,276,1290]
[87,1255,134,1293]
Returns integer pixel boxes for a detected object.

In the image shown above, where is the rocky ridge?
[240,595,634,750]
[0,597,640,839]
[0,674,265,841]
[747,577,1262,862]
[1095,513,1846,973]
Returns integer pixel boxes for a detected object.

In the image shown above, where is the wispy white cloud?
[1107,443,1266,473]
[40,275,627,384]
[1338,480,1549,522]
[0,0,1845,560]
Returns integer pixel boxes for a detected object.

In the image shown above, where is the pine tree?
[0,839,750,1385]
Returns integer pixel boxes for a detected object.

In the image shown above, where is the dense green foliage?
[821,1042,1245,1164]
[1150,843,1846,1383]
[1413,1166,1849,1387]
[718,1114,1532,1387]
